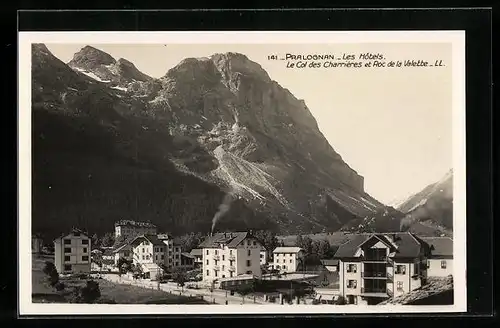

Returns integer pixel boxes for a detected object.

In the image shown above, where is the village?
[32,220,454,305]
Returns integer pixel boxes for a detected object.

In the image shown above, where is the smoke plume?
[211,190,235,233]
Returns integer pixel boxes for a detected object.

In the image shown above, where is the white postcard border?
[18,30,466,315]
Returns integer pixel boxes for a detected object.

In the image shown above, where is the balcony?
[228,255,235,261]
[360,287,388,297]
[214,265,220,271]
[363,256,387,263]
[362,271,387,279]
[213,254,220,260]
[228,266,235,272]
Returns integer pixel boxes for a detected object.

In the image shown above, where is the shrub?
[48,272,59,287]
[54,282,65,291]
[80,280,101,303]
[43,261,57,276]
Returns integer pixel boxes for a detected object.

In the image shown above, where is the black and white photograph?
[18,31,466,315]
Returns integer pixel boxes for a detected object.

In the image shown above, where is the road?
[100,274,268,305]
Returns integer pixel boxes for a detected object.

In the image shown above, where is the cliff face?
[31,44,387,240]
[398,170,453,231]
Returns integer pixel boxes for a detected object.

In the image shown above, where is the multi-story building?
[54,228,91,274]
[199,232,262,283]
[32,234,43,254]
[129,234,167,280]
[190,248,203,266]
[157,233,182,269]
[334,232,432,305]
[114,220,157,238]
[272,247,305,273]
[260,247,269,265]
[422,237,453,277]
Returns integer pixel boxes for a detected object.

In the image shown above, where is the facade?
[180,252,195,269]
[129,234,167,280]
[32,235,43,254]
[190,248,203,266]
[334,233,432,305]
[272,247,305,273]
[54,229,91,274]
[422,237,453,277]
[158,234,182,269]
[199,232,262,283]
[260,248,268,265]
[114,220,157,238]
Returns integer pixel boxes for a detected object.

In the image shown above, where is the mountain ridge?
[32,44,397,240]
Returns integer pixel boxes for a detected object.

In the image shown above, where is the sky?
[46,43,453,205]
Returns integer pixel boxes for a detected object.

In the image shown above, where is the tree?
[100,233,115,247]
[179,232,204,252]
[254,230,279,253]
[117,257,132,275]
[132,264,143,279]
[43,261,59,287]
[236,284,253,304]
[172,268,187,292]
[91,233,100,249]
[79,280,101,303]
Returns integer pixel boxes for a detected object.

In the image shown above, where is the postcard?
[18,30,466,315]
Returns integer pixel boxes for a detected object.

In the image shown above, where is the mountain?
[31,44,392,241]
[397,170,453,235]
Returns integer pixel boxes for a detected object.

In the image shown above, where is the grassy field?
[32,254,208,304]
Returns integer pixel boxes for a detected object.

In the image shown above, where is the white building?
[334,232,431,305]
[272,247,305,273]
[114,220,157,238]
[422,237,453,277]
[260,248,268,265]
[54,228,91,274]
[199,232,262,283]
[129,234,167,280]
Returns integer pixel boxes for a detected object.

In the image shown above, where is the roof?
[130,234,165,247]
[379,275,453,305]
[422,237,453,258]
[54,228,89,242]
[114,220,157,228]
[320,259,339,266]
[273,247,303,253]
[190,248,202,256]
[333,232,426,259]
[181,252,195,259]
[199,232,257,248]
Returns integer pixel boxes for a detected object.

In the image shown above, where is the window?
[83,247,87,253]
[169,259,172,263]
[395,265,406,275]
[160,247,163,252]
[161,254,164,260]
[73,232,80,237]
[346,264,357,273]
[142,248,145,253]
[276,265,280,269]
[64,256,70,261]
[155,255,158,261]
[175,254,179,259]
[64,264,72,271]
[347,280,357,288]
[441,261,447,269]
[246,260,251,267]
[222,275,225,278]
[146,255,150,260]
[230,250,233,255]
[253,241,256,246]
[124,251,130,257]
[64,247,71,253]
[222,255,225,261]
[64,239,71,245]
[283,265,287,270]
[206,250,209,255]
[222,265,225,270]
[82,256,89,261]
[206,259,209,265]
[247,250,251,256]
[230,272,233,277]
[397,281,404,291]
[427,260,430,268]
[206,270,209,276]
[215,250,218,255]
[290,259,292,263]
[142,255,145,260]
[260,254,263,258]
[246,270,252,274]
[82,239,89,245]
[215,270,218,277]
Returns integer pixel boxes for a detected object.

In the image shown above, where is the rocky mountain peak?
[69,45,116,70]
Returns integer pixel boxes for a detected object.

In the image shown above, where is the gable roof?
[422,237,453,258]
[273,247,303,253]
[130,234,165,247]
[198,232,257,248]
[54,228,89,242]
[190,248,202,256]
[333,232,426,259]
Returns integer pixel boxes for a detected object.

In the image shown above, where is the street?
[100,274,269,305]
